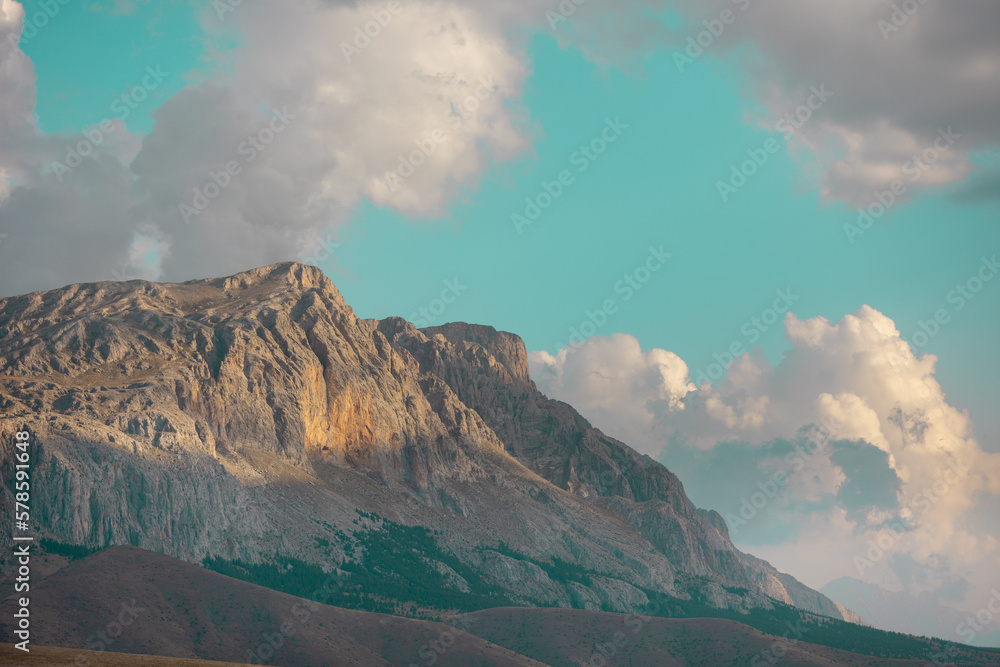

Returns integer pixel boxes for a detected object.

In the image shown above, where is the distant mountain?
[4,546,997,666]
[0,262,851,619]
[821,577,1000,649]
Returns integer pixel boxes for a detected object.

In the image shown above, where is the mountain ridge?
[0,261,855,622]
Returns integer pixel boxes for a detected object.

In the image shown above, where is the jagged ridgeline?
[2,263,856,628]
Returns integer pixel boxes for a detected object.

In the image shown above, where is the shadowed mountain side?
[0,262,846,618]
[384,318,858,620]
[0,546,546,667]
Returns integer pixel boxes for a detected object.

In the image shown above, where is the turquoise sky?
[16,0,1000,449]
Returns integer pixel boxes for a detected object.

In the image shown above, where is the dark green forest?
[203,512,513,617]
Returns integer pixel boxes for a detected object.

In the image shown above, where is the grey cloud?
[951,166,1000,206]
[660,433,843,547]
[829,439,901,521]
[669,0,1000,204]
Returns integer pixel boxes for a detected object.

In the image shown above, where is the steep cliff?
[0,262,856,621]
[385,319,858,620]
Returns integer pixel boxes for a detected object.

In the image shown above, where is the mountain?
[5,546,997,666]
[386,319,861,618]
[821,577,1000,649]
[0,261,849,618]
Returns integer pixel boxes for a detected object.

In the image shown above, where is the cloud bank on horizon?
[0,0,999,293]
[529,305,1000,620]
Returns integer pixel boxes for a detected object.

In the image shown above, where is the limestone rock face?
[390,319,853,619]
[0,262,855,621]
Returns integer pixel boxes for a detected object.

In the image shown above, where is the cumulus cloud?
[530,333,695,447]
[0,0,537,293]
[0,0,687,294]
[0,0,38,204]
[528,306,1000,609]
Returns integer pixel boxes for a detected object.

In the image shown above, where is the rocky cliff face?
[0,262,858,622]
[386,319,858,620]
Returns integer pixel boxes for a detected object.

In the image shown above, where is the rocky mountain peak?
[423,322,532,386]
[0,264,861,626]
[205,261,343,304]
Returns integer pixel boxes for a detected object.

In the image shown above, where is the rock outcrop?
[0,262,856,621]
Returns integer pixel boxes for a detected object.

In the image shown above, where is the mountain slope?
[0,262,848,619]
[0,546,545,666]
[4,547,994,667]
[387,319,859,619]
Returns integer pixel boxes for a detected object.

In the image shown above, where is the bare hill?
[0,546,544,666]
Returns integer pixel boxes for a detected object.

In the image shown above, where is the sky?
[1,0,999,642]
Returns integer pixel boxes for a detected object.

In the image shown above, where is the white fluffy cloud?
[530,333,695,448]
[0,0,38,204]
[0,0,684,294]
[2,0,998,292]
[0,0,538,292]
[528,306,1000,611]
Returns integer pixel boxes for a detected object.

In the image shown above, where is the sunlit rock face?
[0,262,857,620]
